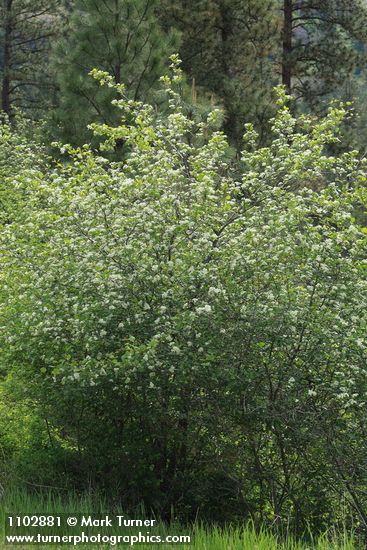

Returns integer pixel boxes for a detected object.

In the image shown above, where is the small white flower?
[196,304,212,314]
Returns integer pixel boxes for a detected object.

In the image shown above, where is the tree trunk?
[2,0,13,117]
[282,0,292,93]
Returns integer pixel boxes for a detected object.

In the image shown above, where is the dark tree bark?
[1,0,13,117]
[282,0,293,93]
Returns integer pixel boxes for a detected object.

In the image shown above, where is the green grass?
[0,489,362,549]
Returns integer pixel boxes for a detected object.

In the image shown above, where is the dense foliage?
[0,0,59,119]
[1,61,367,536]
[50,0,176,146]
[3,1,367,150]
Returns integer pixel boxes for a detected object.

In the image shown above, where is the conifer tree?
[160,0,367,147]
[51,0,176,146]
[0,0,58,119]
[159,0,280,147]
[280,0,367,108]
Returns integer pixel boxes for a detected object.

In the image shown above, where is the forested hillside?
[1,2,367,548]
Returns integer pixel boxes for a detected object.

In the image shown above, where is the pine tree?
[51,0,176,146]
[159,0,280,147]
[0,0,59,120]
[159,0,367,147]
[280,0,367,109]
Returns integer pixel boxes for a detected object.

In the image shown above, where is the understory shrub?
[1,59,367,533]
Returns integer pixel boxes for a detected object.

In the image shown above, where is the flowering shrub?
[1,59,367,529]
